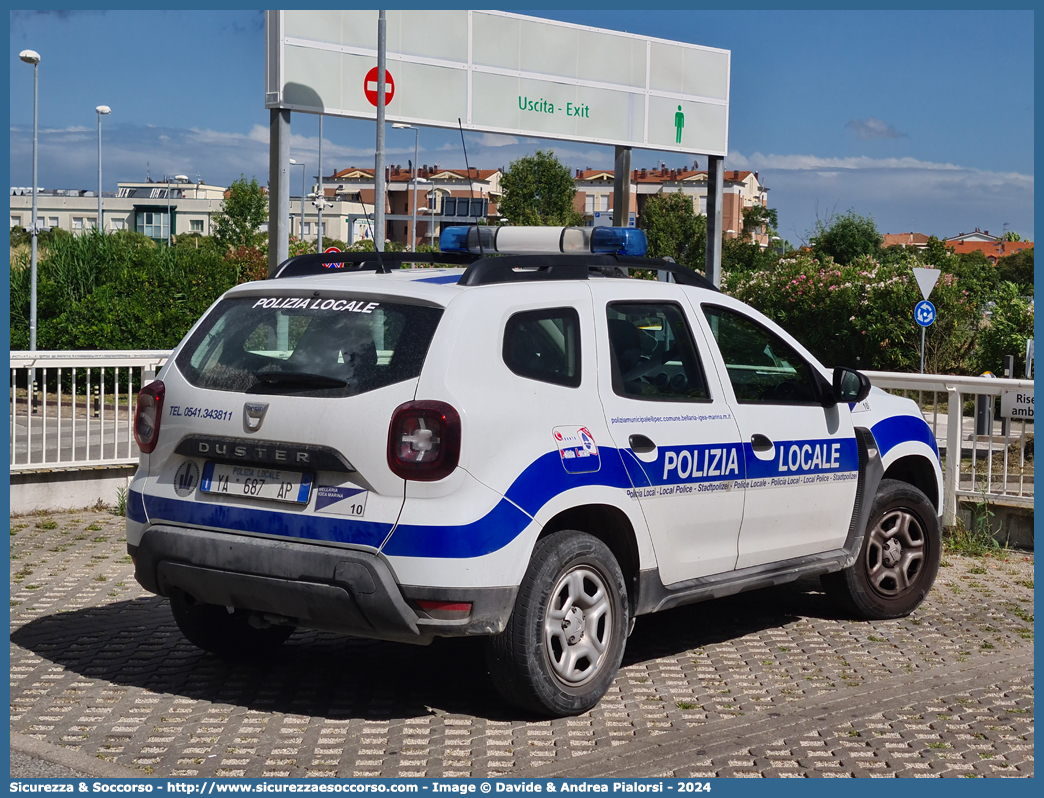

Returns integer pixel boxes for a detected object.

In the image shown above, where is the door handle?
[628,434,657,454]
[750,434,774,452]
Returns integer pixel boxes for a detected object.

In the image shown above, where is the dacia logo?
[243,402,268,433]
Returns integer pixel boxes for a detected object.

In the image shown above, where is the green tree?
[740,205,779,240]
[212,176,268,251]
[975,282,1035,375]
[639,191,705,271]
[499,150,583,226]
[721,236,776,275]
[1002,230,1022,242]
[996,247,1033,294]
[808,210,882,265]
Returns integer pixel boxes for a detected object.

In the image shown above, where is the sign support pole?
[920,326,926,374]
[612,146,631,228]
[267,108,290,278]
[317,115,323,253]
[374,10,387,253]
[705,155,723,288]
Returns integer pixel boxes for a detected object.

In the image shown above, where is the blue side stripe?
[138,490,391,548]
[382,498,533,558]
[744,438,860,479]
[128,489,148,523]
[134,429,899,559]
[871,415,939,457]
[384,449,637,558]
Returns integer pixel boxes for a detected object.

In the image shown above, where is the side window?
[606,303,709,402]
[503,307,581,388]
[702,305,818,405]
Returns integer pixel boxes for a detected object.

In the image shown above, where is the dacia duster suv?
[128,225,942,717]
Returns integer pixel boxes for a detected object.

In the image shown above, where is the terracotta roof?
[882,232,930,247]
[331,166,499,183]
[946,240,1033,260]
[576,168,753,184]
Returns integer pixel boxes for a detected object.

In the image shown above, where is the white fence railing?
[864,371,1034,527]
[10,350,169,472]
[9,353,1033,528]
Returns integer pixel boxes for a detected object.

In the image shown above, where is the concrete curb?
[11,731,149,779]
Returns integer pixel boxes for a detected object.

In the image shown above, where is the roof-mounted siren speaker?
[440,226,647,257]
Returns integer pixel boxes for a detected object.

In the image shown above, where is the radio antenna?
[457,118,483,256]
[359,182,387,273]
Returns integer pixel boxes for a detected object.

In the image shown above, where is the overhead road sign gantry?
[265,10,730,157]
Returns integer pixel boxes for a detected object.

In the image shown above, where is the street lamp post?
[392,123,419,251]
[19,49,40,355]
[289,159,305,241]
[95,105,110,234]
[167,176,173,247]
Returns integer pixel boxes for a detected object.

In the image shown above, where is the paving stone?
[9,510,1034,778]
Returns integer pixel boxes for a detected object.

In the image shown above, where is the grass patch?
[1015,579,1033,589]
[675,701,699,710]
[1005,603,1034,623]
[35,519,58,530]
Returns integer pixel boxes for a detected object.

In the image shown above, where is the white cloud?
[845,117,906,140]
[471,133,519,147]
[725,150,1034,242]
[728,151,1034,192]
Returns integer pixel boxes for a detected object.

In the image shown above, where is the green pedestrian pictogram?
[675,105,684,144]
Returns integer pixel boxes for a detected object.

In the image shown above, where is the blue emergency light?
[440,226,647,257]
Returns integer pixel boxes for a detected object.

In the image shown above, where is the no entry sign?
[364,67,395,107]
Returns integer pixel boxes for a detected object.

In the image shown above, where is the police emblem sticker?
[173,461,200,497]
[553,426,601,474]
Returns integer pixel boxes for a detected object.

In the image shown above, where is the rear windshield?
[175,295,443,398]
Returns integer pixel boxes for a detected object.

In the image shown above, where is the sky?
[8,8,1035,245]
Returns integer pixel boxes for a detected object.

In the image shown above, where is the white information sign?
[265,10,730,155]
[1000,390,1034,420]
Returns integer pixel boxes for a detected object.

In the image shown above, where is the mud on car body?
[128,226,943,717]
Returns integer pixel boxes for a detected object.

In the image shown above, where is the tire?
[823,479,941,620]
[485,530,629,717]
[169,590,295,658]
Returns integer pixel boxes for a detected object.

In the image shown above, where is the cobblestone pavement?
[10,510,1034,779]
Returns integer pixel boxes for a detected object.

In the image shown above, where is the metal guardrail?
[864,371,1034,527]
[10,350,169,472]
[9,353,1033,528]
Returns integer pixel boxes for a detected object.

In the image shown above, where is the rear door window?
[175,295,443,397]
[502,307,581,388]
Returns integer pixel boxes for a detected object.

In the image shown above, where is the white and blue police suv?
[128,226,942,716]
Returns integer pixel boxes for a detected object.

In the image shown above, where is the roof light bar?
[440,226,647,257]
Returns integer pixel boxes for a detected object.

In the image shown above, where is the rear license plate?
[201,461,313,504]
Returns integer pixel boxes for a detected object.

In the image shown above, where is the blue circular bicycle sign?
[915,299,936,327]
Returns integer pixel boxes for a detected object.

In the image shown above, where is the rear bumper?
[131,525,515,644]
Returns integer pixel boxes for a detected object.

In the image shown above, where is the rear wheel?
[823,479,941,619]
[485,530,629,717]
[169,590,295,657]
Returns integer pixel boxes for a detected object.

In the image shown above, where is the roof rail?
[457,254,718,291]
[271,250,480,279]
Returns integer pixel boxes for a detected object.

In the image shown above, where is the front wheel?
[823,479,941,619]
[485,530,629,717]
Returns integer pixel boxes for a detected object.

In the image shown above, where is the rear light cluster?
[134,380,165,454]
[387,400,461,481]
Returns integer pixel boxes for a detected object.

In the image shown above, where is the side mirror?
[833,366,871,404]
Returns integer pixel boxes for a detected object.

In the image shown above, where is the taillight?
[134,380,165,454]
[387,400,461,481]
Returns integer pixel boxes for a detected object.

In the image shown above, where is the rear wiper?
[255,371,348,388]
